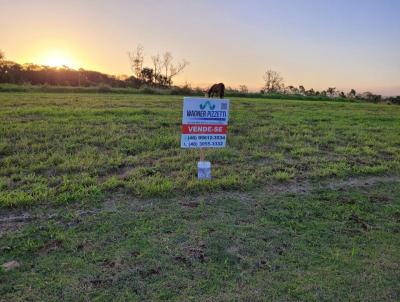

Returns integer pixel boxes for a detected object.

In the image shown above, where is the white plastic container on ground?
[197,161,211,180]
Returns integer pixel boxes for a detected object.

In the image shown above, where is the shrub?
[97,84,112,93]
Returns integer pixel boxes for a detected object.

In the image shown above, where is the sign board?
[181,97,230,148]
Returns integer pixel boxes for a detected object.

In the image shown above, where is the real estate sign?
[181,97,230,148]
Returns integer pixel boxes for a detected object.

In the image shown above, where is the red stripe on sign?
[182,124,227,134]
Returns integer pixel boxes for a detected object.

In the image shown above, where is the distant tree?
[128,46,188,87]
[239,85,248,93]
[161,51,189,87]
[327,87,337,97]
[263,69,284,93]
[306,88,315,96]
[386,96,400,105]
[125,75,142,88]
[360,92,382,103]
[339,91,346,98]
[128,45,144,80]
[0,50,5,82]
[348,89,356,98]
[298,85,306,95]
[285,85,299,94]
[151,53,163,86]
[140,67,154,84]
[371,93,382,103]
[155,74,170,87]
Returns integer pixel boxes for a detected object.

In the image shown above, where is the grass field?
[1,93,399,301]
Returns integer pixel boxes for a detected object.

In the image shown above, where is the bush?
[139,86,160,95]
[170,85,200,96]
[387,96,400,105]
[97,84,112,93]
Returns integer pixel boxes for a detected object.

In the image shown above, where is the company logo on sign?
[200,101,216,110]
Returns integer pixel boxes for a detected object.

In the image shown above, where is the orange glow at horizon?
[36,50,80,69]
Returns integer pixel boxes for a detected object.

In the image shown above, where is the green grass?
[0,93,399,207]
[1,181,399,301]
[0,93,399,301]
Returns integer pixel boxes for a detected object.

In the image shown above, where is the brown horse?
[206,83,225,98]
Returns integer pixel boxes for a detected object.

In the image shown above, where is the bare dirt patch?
[321,175,399,191]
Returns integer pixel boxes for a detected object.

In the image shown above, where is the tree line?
[0,49,398,104]
[257,69,399,104]
[0,47,188,88]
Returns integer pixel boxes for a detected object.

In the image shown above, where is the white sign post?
[181,97,230,179]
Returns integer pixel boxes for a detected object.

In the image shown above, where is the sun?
[39,50,78,69]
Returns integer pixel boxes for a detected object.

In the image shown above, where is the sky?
[1,0,399,95]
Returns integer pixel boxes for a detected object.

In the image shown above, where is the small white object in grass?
[2,260,20,271]
[198,161,211,180]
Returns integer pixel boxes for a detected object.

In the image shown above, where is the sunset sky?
[1,0,399,95]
